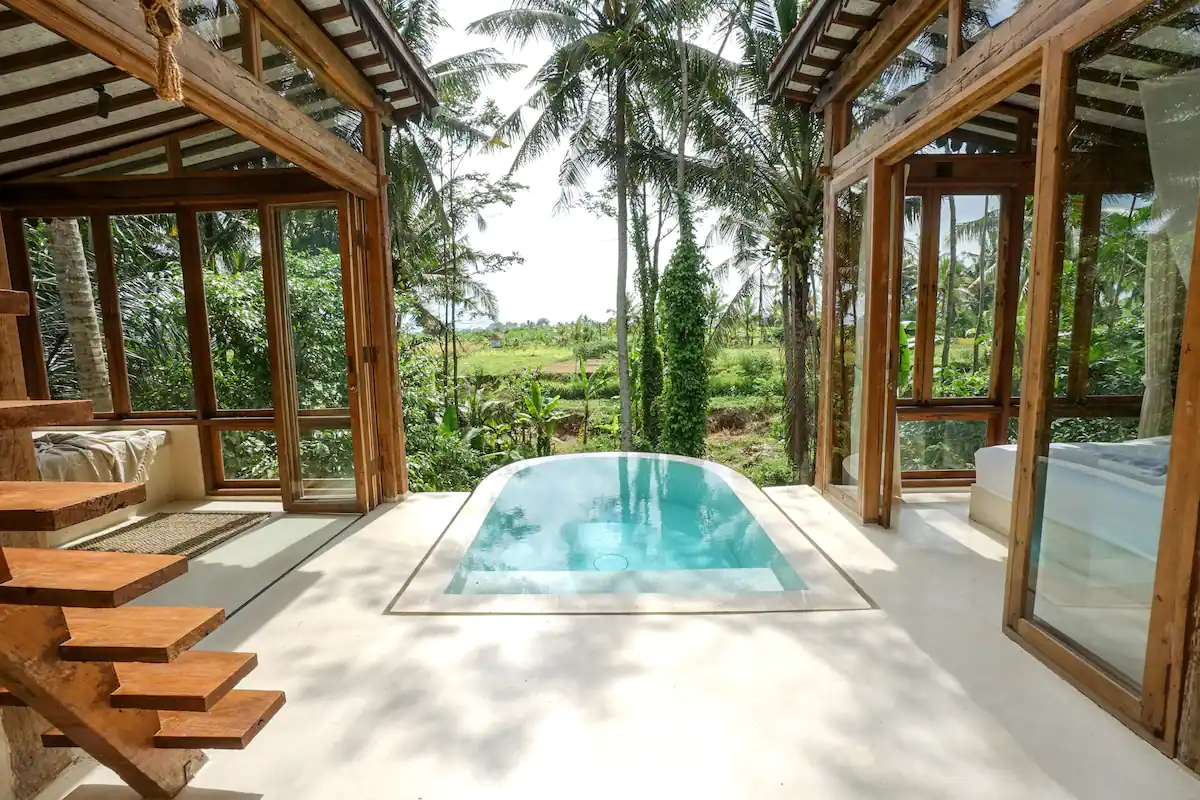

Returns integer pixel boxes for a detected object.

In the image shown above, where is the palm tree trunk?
[614,67,633,451]
[973,196,991,372]
[46,218,111,411]
[941,197,958,370]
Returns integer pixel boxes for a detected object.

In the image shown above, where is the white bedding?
[974,438,1169,562]
[35,429,167,484]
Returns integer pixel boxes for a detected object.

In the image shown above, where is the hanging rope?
[140,0,184,102]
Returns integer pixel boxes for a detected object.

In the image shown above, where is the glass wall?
[198,210,271,411]
[962,0,1028,48]
[23,218,112,410]
[277,206,357,501]
[111,214,194,412]
[1026,2,1198,689]
[933,194,1000,398]
[829,180,869,494]
[262,28,364,153]
[900,419,987,471]
[850,8,949,139]
[898,196,921,400]
[181,0,244,65]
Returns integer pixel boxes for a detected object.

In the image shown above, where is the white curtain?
[1140,70,1200,282]
[1137,72,1200,434]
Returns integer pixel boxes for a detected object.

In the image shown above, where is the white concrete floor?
[45,489,1200,800]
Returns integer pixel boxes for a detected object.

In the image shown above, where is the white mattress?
[974,439,1168,561]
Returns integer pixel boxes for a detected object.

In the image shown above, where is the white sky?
[435,2,733,326]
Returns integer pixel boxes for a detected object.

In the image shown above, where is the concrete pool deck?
[43,488,1199,799]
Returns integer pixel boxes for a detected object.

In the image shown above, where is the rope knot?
[140,0,183,102]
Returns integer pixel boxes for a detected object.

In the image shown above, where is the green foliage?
[659,207,709,457]
[516,377,565,457]
[573,339,618,360]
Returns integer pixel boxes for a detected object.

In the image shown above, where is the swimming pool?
[391,454,869,614]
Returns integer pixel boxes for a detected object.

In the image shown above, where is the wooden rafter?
[0,67,127,114]
[0,39,82,76]
[5,0,378,196]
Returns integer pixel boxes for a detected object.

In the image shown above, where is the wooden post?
[988,188,1024,444]
[1066,192,1101,402]
[260,204,302,509]
[178,209,219,494]
[914,189,940,403]
[363,113,405,500]
[1,212,47,401]
[91,214,131,417]
[1004,40,1070,630]
[816,102,847,492]
[860,158,893,523]
[244,5,263,81]
[880,166,906,527]
[947,0,964,62]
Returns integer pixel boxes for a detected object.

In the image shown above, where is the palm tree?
[468,0,699,452]
[686,0,824,481]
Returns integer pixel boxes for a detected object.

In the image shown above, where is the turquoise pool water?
[445,456,805,595]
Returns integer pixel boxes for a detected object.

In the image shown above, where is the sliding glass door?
[262,197,371,512]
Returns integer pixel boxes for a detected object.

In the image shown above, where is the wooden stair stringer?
[0,602,205,798]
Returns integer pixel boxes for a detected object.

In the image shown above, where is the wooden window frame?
[1002,31,1200,757]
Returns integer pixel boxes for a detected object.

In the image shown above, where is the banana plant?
[572,355,613,445]
[516,377,565,458]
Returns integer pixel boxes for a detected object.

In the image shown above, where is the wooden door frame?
[1001,34,1200,756]
[261,195,370,514]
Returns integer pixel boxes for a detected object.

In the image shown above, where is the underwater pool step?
[455,568,794,596]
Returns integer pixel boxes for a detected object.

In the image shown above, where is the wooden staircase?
[0,287,284,798]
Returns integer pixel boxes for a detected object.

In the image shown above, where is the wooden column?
[90,215,131,416]
[244,5,263,81]
[947,0,964,62]
[988,188,1025,445]
[1003,40,1070,629]
[914,189,940,403]
[260,205,301,509]
[860,158,894,524]
[816,102,847,492]
[1,213,47,401]
[363,114,405,500]
[178,209,219,494]
[880,166,907,527]
[1066,192,1101,402]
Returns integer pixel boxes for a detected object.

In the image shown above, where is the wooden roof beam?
[0,39,83,76]
[5,0,377,196]
[0,67,127,114]
[816,0,948,111]
[247,0,383,114]
[830,0,1147,182]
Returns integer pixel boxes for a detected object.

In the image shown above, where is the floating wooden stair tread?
[61,606,225,663]
[112,651,258,712]
[0,481,146,531]
[0,547,186,608]
[154,689,285,749]
[0,688,23,707]
[42,690,285,750]
[0,399,92,428]
[0,289,29,316]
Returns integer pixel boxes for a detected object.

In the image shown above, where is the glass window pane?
[963,0,1030,48]
[830,180,869,493]
[299,427,356,496]
[199,210,272,410]
[263,29,364,152]
[898,196,921,400]
[111,214,194,411]
[24,218,112,410]
[221,430,279,479]
[933,194,1000,398]
[1027,2,1198,688]
[181,0,243,65]
[851,9,949,140]
[180,128,296,172]
[900,419,987,471]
